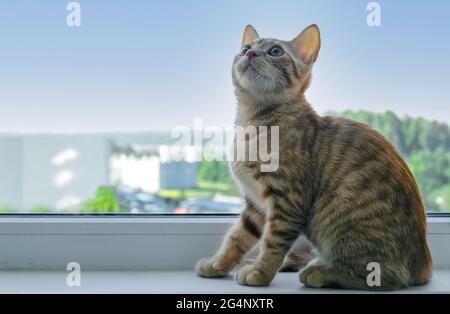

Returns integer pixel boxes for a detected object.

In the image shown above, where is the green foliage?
[0,207,19,214]
[29,206,53,214]
[340,111,450,156]
[339,111,450,212]
[408,149,450,195]
[430,186,450,213]
[198,160,231,185]
[81,186,121,214]
[197,160,238,196]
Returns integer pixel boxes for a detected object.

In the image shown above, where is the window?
[0,0,448,216]
[0,0,449,277]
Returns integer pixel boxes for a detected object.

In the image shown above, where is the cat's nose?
[246,50,257,61]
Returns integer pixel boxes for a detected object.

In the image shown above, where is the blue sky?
[0,0,449,133]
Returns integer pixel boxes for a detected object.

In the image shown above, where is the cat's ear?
[291,24,321,65]
[241,25,260,48]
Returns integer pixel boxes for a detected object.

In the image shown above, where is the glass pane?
[0,1,448,214]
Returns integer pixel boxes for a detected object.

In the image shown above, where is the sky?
[0,0,449,133]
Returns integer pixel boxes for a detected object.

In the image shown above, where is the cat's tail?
[279,236,316,272]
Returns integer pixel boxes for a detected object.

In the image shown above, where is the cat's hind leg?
[299,263,343,289]
[279,236,315,272]
[298,257,331,287]
[299,260,409,291]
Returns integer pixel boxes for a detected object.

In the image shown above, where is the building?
[0,135,199,212]
[0,135,110,212]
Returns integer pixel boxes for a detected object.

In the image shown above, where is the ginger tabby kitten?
[196,24,432,290]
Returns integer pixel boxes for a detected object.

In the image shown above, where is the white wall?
[0,137,23,209]
[110,154,160,193]
[0,135,110,212]
[21,135,110,212]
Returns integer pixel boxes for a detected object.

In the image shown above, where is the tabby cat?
[196,24,432,290]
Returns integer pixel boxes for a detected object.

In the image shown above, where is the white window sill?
[1,270,450,294]
[0,216,449,270]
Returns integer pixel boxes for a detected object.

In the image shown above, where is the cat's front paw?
[196,257,229,278]
[235,264,272,286]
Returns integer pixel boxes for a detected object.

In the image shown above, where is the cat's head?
[232,25,321,103]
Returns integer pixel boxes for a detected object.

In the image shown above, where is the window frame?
[0,214,449,270]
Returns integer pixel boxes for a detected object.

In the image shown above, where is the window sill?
[0,216,449,270]
[1,270,450,294]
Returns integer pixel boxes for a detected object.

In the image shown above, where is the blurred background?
[0,0,448,214]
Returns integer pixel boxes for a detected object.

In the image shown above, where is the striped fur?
[196,25,432,290]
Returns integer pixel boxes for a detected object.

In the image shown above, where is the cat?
[196,24,432,290]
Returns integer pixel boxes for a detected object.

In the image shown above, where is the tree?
[339,110,450,213]
[198,160,231,185]
[81,186,121,213]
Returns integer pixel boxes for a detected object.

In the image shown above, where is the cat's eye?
[268,46,284,57]
[241,46,251,56]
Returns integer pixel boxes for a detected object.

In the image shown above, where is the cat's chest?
[230,162,269,214]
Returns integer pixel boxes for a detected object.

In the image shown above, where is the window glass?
[0,1,448,214]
